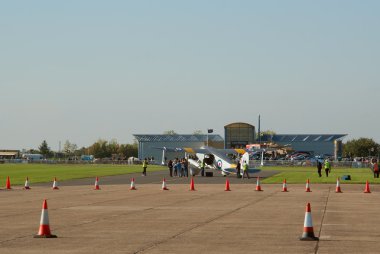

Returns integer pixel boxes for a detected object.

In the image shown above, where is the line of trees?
[30,136,380,160]
[343,138,379,158]
[86,139,138,159]
[29,139,138,159]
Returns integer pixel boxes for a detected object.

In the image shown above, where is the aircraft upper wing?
[221,149,246,155]
[153,147,208,153]
[154,147,247,155]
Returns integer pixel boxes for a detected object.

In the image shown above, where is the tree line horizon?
[25,130,380,159]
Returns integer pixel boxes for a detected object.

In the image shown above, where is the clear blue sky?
[1,0,379,150]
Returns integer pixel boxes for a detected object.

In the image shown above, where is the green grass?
[0,164,376,185]
[0,164,166,186]
[261,166,378,184]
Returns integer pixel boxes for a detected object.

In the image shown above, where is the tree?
[63,140,78,157]
[260,130,277,136]
[193,130,203,135]
[88,139,109,158]
[343,138,379,158]
[118,143,138,158]
[257,130,277,142]
[107,138,119,155]
[39,140,51,158]
[163,130,177,135]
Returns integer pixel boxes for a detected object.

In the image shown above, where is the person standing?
[184,158,189,177]
[317,160,322,177]
[200,159,205,177]
[173,158,178,176]
[168,159,173,177]
[177,160,183,177]
[142,158,148,176]
[373,159,379,178]
[324,159,331,177]
[236,161,241,178]
[242,161,250,179]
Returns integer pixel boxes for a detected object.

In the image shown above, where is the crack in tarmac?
[314,187,331,254]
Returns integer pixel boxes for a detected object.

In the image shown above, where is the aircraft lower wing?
[222,166,261,175]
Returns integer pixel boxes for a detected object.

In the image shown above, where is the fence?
[0,159,372,169]
[250,160,371,168]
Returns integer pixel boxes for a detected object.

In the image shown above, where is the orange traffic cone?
[6,176,11,190]
[255,177,262,191]
[225,178,231,191]
[94,177,100,190]
[282,179,288,192]
[130,178,137,190]
[300,203,318,241]
[162,178,169,190]
[24,177,31,190]
[52,177,59,190]
[305,179,311,192]
[34,199,57,238]
[364,180,371,193]
[335,178,342,193]
[190,177,196,191]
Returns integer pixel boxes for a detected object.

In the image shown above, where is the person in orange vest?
[373,159,379,178]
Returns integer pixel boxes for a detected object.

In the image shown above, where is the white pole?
[161,149,166,165]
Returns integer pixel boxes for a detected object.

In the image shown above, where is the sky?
[1,0,379,151]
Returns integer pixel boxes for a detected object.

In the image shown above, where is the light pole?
[207,129,213,147]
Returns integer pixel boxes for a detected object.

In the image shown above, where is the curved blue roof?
[261,134,347,142]
[134,134,224,143]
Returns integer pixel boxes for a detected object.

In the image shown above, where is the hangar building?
[134,134,224,163]
[224,122,255,149]
[261,134,347,157]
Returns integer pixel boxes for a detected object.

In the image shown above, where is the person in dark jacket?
[168,160,173,177]
[373,160,379,178]
[317,160,322,177]
[236,161,241,178]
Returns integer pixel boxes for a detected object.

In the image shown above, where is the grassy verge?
[0,164,166,186]
[261,166,377,184]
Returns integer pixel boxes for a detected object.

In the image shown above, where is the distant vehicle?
[22,154,43,161]
[81,155,94,161]
[291,155,309,161]
[127,157,140,165]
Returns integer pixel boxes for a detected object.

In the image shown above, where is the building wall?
[276,141,335,155]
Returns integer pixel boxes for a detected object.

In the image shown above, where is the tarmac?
[37,169,279,186]
[1,171,380,253]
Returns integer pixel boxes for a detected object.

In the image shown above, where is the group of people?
[167,158,189,177]
[317,159,331,177]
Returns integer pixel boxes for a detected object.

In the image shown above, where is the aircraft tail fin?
[240,152,250,166]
